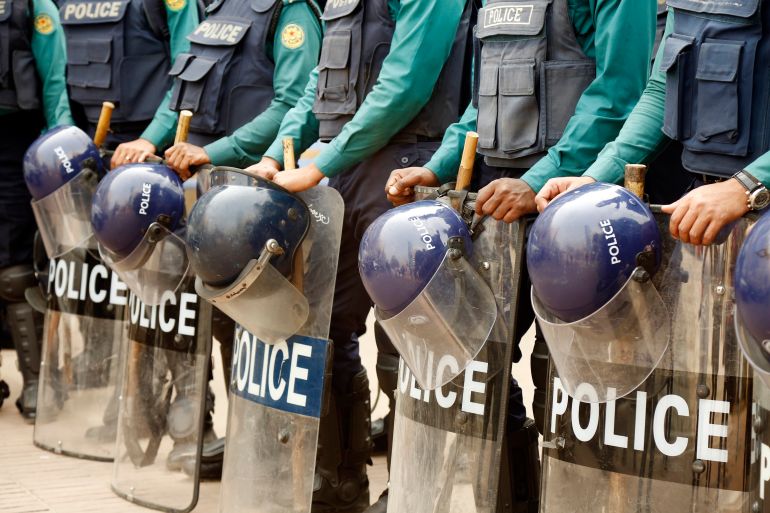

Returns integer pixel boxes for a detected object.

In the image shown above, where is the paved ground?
[0,315,535,512]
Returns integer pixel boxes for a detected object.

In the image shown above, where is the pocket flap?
[321,0,360,20]
[499,60,535,96]
[478,62,498,96]
[695,41,742,82]
[67,38,111,64]
[67,39,90,65]
[319,32,351,70]
[250,0,274,13]
[60,0,129,25]
[168,53,194,76]
[87,38,112,63]
[178,56,217,82]
[659,34,694,72]
[476,1,547,39]
[667,0,759,18]
[187,18,251,46]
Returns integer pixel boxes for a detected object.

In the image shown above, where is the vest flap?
[666,0,759,18]
[60,0,130,25]
[321,0,360,21]
[476,1,547,39]
[318,31,351,69]
[659,33,694,72]
[187,18,251,47]
[67,37,112,64]
[0,1,13,23]
[168,52,194,76]
[250,0,276,13]
[178,55,217,81]
[695,40,742,82]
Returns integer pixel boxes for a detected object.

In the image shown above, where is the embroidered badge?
[34,13,55,34]
[165,0,186,13]
[281,23,305,50]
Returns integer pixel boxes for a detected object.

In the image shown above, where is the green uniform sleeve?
[140,0,200,148]
[31,0,73,127]
[424,102,477,183]
[746,153,770,187]
[583,10,673,185]
[519,0,657,193]
[310,0,467,177]
[205,1,322,167]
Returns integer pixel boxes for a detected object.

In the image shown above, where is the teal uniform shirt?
[263,0,467,177]
[585,11,770,187]
[425,0,657,192]
[139,0,200,148]
[6,0,74,127]
[202,0,321,167]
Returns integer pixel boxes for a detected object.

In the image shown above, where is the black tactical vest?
[0,0,41,111]
[473,0,595,169]
[660,0,770,178]
[60,0,173,125]
[312,0,475,142]
[168,0,286,144]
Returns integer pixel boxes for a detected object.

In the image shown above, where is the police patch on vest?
[164,0,185,12]
[34,13,55,34]
[60,0,129,24]
[281,23,304,49]
[187,18,250,46]
[483,3,534,28]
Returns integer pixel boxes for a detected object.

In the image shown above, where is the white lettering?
[696,399,730,463]
[653,394,689,457]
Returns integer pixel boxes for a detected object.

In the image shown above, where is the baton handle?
[174,110,193,145]
[624,164,647,200]
[93,101,114,149]
[283,137,297,171]
[455,131,479,192]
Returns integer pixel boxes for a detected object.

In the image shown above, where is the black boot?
[313,369,373,513]
[7,302,43,422]
[496,418,541,513]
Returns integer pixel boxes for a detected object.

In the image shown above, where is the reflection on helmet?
[186,182,310,287]
[358,200,473,318]
[91,164,185,260]
[23,125,102,200]
[528,182,661,323]
[735,212,770,365]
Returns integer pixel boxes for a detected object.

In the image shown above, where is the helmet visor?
[31,169,98,258]
[532,271,671,403]
[195,248,309,344]
[735,310,770,389]
[99,224,190,306]
[375,251,497,391]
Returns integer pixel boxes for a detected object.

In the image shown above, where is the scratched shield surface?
[219,185,344,513]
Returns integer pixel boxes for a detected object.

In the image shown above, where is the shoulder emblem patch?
[165,0,186,12]
[34,13,54,34]
[281,23,305,50]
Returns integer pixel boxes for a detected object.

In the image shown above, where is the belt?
[697,174,726,185]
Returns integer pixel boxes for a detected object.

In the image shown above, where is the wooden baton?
[455,131,479,192]
[174,110,193,145]
[624,164,647,200]
[283,137,297,171]
[93,101,114,148]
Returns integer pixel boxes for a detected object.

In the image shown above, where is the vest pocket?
[316,31,355,113]
[542,60,595,146]
[11,50,40,110]
[694,40,743,151]
[169,55,218,130]
[476,61,498,150]
[67,38,113,92]
[498,60,539,154]
[660,34,694,141]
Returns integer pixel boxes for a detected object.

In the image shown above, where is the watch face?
[752,189,770,210]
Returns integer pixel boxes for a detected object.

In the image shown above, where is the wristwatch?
[732,170,770,211]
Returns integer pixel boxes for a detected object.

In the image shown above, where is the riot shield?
[388,213,526,512]
[219,182,344,513]
[749,381,770,513]
[111,274,213,513]
[540,212,755,512]
[33,237,126,460]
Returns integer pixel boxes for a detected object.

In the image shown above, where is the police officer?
[58,0,199,154]
[161,0,322,175]
[536,1,770,244]
[0,0,73,420]
[246,0,475,510]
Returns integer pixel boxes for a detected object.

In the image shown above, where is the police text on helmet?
[54,146,75,175]
[48,257,128,306]
[600,219,622,265]
[62,1,122,21]
[139,183,152,215]
[408,216,436,251]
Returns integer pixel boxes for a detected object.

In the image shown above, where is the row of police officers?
[3,0,770,511]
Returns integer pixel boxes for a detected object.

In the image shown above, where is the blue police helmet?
[358,200,473,319]
[735,212,770,357]
[186,183,311,287]
[527,182,661,323]
[23,125,102,200]
[91,164,185,259]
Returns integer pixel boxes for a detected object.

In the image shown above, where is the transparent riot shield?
[541,212,755,513]
[219,183,344,513]
[388,215,526,513]
[34,237,126,460]
[111,274,213,513]
[748,380,770,513]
